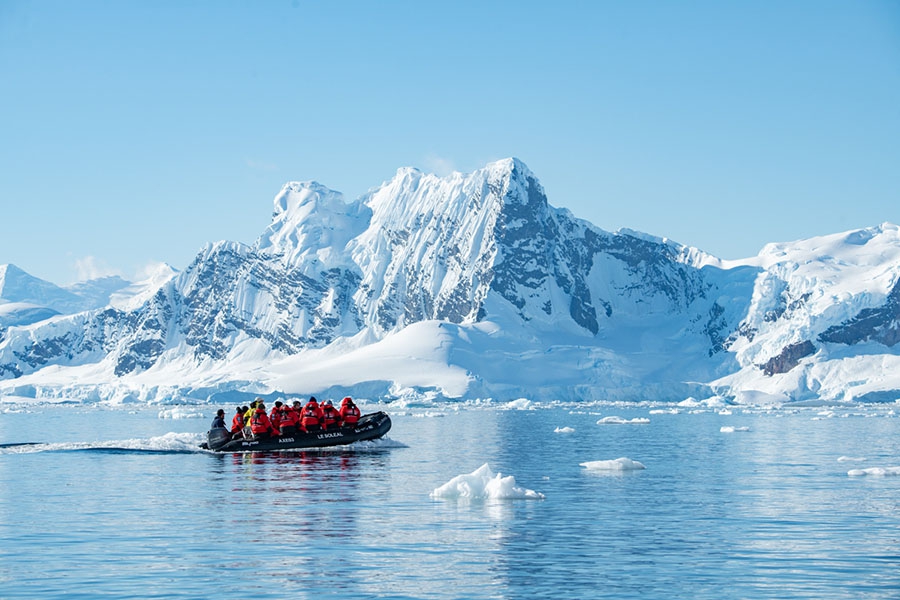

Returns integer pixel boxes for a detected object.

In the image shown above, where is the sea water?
[1,401,899,599]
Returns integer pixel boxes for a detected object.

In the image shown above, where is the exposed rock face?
[760,340,816,376]
[175,242,363,358]
[818,279,900,347]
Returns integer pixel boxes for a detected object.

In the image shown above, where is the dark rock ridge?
[818,279,900,347]
[760,340,816,376]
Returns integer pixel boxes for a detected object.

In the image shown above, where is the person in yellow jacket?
[240,399,261,438]
[244,399,260,424]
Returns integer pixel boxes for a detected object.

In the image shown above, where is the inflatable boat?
[201,411,392,452]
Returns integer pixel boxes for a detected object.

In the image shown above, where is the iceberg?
[597,416,650,425]
[847,466,900,476]
[430,463,545,499]
[580,457,646,471]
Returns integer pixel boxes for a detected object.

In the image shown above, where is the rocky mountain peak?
[255,181,369,268]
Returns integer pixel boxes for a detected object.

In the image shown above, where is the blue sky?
[2,1,899,285]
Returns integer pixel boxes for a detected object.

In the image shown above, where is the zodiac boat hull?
[201,411,391,452]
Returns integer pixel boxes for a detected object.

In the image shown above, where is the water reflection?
[200,448,395,598]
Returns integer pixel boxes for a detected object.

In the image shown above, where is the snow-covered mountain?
[0,264,91,315]
[1,159,898,406]
[0,264,125,331]
[709,226,900,403]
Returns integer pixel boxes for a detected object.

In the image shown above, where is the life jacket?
[231,412,245,433]
[340,403,360,426]
[301,402,322,429]
[269,407,282,429]
[321,405,340,430]
[276,406,297,431]
[251,408,274,435]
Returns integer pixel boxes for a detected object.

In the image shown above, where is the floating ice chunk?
[158,407,205,419]
[847,466,900,476]
[720,426,750,433]
[554,426,575,433]
[678,398,700,407]
[580,457,646,471]
[504,398,534,410]
[430,463,545,499]
[597,416,650,425]
[838,456,867,462]
[678,395,727,407]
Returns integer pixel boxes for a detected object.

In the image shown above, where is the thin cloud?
[422,154,457,177]
[72,256,123,282]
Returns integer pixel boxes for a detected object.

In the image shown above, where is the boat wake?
[0,432,206,455]
[1,433,408,455]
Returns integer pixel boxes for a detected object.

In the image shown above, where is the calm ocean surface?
[1,401,898,599]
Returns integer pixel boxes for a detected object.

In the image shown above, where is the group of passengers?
[210,396,361,440]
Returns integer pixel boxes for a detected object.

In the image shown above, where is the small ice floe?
[580,457,646,471]
[838,456,867,462]
[720,426,750,433]
[158,407,205,419]
[504,398,534,410]
[430,464,545,499]
[596,416,650,425]
[554,426,575,433]
[847,466,900,477]
[411,411,447,418]
[678,395,727,409]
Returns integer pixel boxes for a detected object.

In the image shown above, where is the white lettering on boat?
[317,432,343,439]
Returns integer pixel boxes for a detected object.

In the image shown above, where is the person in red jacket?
[230,406,246,437]
[290,400,304,431]
[300,397,324,432]
[339,397,361,428]
[250,402,280,439]
[269,401,284,431]
[279,401,300,435]
[321,400,341,431]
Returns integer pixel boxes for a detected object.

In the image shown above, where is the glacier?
[1,158,899,406]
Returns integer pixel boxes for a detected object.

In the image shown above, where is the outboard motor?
[206,428,232,451]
